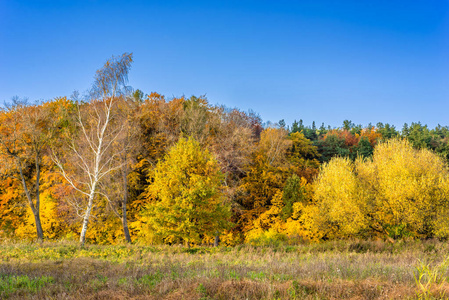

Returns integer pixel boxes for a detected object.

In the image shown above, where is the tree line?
[1,53,449,246]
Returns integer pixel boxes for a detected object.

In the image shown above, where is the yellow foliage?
[313,139,449,239]
[15,191,64,240]
[245,178,321,244]
[85,215,123,245]
[288,204,324,242]
[133,137,231,246]
[0,177,26,238]
[365,139,449,237]
[314,157,369,238]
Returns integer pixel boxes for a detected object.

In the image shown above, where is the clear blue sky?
[1,0,448,128]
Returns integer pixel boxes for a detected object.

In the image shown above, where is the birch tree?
[53,53,133,246]
[99,96,140,243]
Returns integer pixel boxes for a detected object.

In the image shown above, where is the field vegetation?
[1,239,449,299]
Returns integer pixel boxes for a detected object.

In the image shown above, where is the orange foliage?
[323,129,359,147]
[357,127,382,146]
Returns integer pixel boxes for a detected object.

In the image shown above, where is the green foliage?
[132,89,145,103]
[404,122,433,149]
[0,275,53,298]
[281,174,305,221]
[355,136,373,158]
[196,282,208,299]
[135,272,163,289]
[287,132,320,164]
[376,122,399,140]
[246,229,288,246]
[384,224,412,239]
[181,96,210,142]
[414,258,449,299]
[315,134,350,162]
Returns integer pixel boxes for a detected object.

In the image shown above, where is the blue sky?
[1,0,448,128]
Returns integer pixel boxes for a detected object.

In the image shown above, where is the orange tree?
[0,97,71,241]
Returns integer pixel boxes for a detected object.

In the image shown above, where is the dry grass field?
[1,239,449,299]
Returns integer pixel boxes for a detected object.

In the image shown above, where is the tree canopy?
[3,55,449,246]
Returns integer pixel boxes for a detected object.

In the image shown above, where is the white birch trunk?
[79,180,98,246]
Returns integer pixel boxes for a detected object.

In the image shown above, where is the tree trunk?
[80,190,95,247]
[17,157,44,242]
[214,235,220,247]
[33,211,44,243]
[34,154,43,243]
[121,166,131,243]
[122,214,131,243]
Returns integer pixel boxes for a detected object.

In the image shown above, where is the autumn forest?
[1,53,449,248]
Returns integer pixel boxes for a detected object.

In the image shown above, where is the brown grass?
[1,239,448,299]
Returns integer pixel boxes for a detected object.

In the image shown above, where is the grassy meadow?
[1,240,449,299]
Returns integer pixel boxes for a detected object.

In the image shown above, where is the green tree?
[136,137,231,246]
[315,133,350,162]
[281,174,307,221]
[342,120,355,131]
[355,136,373,158]
[377,122,399,140]
[404,122,432,149]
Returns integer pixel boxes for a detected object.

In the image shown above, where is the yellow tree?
[135,137,231,247]
[361,139,449,238]
[244,190,287,244]
[313,157,369,238]
[312,139,449,239]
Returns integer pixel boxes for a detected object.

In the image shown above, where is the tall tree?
[238,127,292,236]
[53,53,133,246]
[0,98,63,242]
[100,96,140,243]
